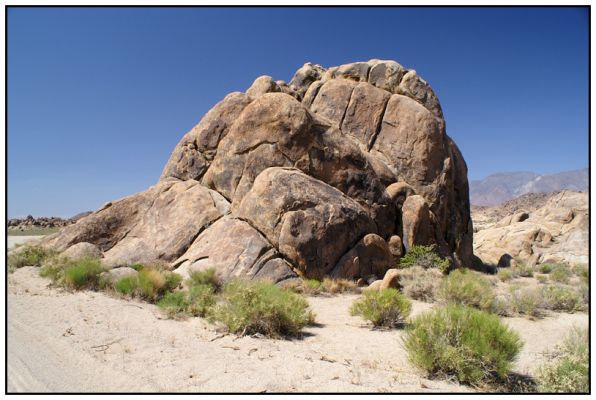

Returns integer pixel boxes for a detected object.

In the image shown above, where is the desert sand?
[7,266,587,393]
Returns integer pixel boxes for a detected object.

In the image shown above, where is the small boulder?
[100,267,138,285]
[387,235,403,258]
[246,75,280,97]
[62,242,103,260]
[367,280,383,291]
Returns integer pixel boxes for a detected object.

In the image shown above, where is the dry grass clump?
[572,264,588,284]
[114,265,182,301]
[438,269,495,311]
[536,327,588,393]
[283,278,359,296]
[350,288,412,328]
[397,265,442,302]
[398,245,450,273]
[209,280,315,338]
[506,286,544,319]
[497,268,514,282]
[403,305,523,386]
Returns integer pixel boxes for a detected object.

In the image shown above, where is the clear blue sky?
[7,7,589,218]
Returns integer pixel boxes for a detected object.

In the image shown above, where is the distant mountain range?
[470,168,588,206]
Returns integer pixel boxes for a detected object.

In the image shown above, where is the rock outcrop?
[473,190,588,266]
[41,60,474,283]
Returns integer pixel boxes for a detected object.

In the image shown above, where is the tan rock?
[61,242,102,260]
[367,280,383,291]
[246,75,280,97]
[401,195,433,251]
[387,235,403,258]
[380,268,400,290]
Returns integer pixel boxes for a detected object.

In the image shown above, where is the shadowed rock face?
[42,60,474,283]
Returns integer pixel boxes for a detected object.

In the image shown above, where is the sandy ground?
[7,236,44,250]
[7,267,588,393]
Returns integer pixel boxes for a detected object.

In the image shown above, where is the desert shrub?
[187,268,220,290]
[538,263,555,274]
[490,295,514,317]
[114,276,138,295]
[350,288,412,328]
[186,284,217,317]
[399,245,450,273]
[497,268,514,282]
[210,280,314,337]
[157,291,189,318]
[536,274,548,284]
[403,305,523,386]
[549,265,572,284]
[63,257,106,290]
[115,268,182,301]
[39,255,70,282]
[572,264,588,284]
[542,285,585,313]
[438,269,495,311]
[511,263,533,278]
[536,327,588,393]
[321,278,358,294]
[398,265,441,302]
[8,245,56,271]
[508,286,544,318]
[157,285,216,319]
[129,263,145,271]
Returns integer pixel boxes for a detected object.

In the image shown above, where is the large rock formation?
[41,60,474,283]
[473,190,588,266]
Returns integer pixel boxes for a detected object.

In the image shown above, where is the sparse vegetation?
[538,263,555,274]
[403,305,523,386]
[209,280,314,338]
[283,278,358,295]
[397,265,442,302]
[549,264,572,284]
[399,245,450,273]
[541,285,585,313]
[536,274,548,284]
[8,245,56,272]
[572,264,588,284]
[511,263,534,278]
[507,286,544,319]
[497,268,514,282]
[438,269,495,311]
[536,327,588,393]
[350,288,412,328]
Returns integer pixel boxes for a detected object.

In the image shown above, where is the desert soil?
[7,267,588,393]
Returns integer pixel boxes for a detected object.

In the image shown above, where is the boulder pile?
[41,60,474,284]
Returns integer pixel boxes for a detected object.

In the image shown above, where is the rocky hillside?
[473,190,588,266]
[7,212,92,232]
[38,59,473,284]
[470,168,588,206]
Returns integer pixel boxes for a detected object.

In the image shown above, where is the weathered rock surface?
[41,60,474,283]
[473,190,588,266]
[61,242,103,260]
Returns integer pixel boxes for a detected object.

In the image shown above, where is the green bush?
[538,264,555,274]
[157,291,189,317]
[549,265,572,284]
[536,274,548,284]
[438,269,495,311]
[114,267,182,302]
[536,327,588,393]
[542,285,585,313]
[398,265,442,302]
[63,257,106,290]
[403,305,523,386]
[209,280,314,338]
[399,245,450,273]
[497,268,514,282]
[114,276,138,295]
[350,288,412,328]
[8,245,56,272]
[188,268,220,290]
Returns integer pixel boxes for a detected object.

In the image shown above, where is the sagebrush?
[350,288,412,328]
